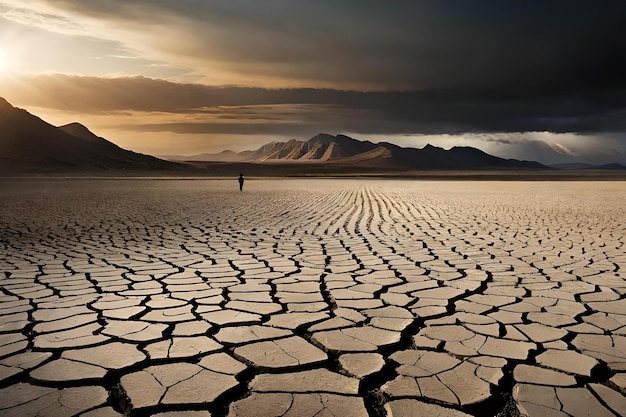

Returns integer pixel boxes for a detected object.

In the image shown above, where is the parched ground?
[0,178,624,417]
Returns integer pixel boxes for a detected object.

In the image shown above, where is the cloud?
[2,1,626,92]
[385,131,626,165]
[1,1,625,162]
[0,2,88,36]
[3,74,626,138]
[463,132,626,165]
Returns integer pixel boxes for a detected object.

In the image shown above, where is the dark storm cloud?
[3,1,626,140]
[6,74,626,136]
[15,1,626,92]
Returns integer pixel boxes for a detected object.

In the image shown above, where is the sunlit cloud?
[2,1,624,90]
[0,3,86,36]
[0,1,196,80]
[550,143,577,157]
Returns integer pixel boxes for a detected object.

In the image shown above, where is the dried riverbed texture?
[0,179,625,417]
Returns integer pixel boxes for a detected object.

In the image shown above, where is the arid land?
[0,178,625,417]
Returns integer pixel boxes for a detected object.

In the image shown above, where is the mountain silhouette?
[0,98,181,173]
[172,133,546,170]
[592,163,626,170]
[551,162,626,170]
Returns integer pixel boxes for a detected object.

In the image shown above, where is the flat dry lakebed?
[0,179,624,417]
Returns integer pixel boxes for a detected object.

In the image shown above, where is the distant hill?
[551,162,626,170]
[594,163,626,170]
[163,150,247,163]
[168,133,546,170]
[0,97,182,173]
[550,162,595,170]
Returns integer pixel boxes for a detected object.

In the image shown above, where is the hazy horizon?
[1,1,625,165]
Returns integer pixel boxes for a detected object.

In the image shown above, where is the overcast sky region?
[1,1,625,164]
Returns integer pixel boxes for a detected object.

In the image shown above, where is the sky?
[0,0,625,164]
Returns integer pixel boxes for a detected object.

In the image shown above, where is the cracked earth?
[0,178,625,417]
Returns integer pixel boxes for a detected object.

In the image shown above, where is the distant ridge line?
[164,132,547,170]
[0,97,182,173]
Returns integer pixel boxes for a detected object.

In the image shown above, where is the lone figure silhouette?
[238,173,245,191]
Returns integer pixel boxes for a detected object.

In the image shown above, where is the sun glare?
[0,50,9,76]
[0,49,15,77]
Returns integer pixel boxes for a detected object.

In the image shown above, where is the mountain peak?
[61,122,89,129]
[0,105,180,172]
[0,97,14,110]
[307,133,337,144]
[59,122,91,135]
[58,122,104,143]
[147,132,551,170]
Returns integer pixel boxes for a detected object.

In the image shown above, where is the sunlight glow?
[0,49,11,76]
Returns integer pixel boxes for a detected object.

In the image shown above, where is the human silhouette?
[238,173,245,191]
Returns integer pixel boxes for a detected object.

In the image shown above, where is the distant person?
[238,173,245,191]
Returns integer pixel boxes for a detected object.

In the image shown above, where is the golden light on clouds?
[0,49,9,76]
[0,28,21,77]
[0,1,623,164]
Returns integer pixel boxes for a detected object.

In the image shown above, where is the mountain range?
[1,96,624,175]
[165,133,547,170]
[0,97,181,173]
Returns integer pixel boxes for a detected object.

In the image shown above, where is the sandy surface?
[0,178,624,417]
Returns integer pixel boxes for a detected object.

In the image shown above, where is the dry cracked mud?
[0,178,625,417]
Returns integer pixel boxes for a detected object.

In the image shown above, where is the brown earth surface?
[0,178,624,417]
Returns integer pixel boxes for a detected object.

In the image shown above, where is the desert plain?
[0,178,625,417]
